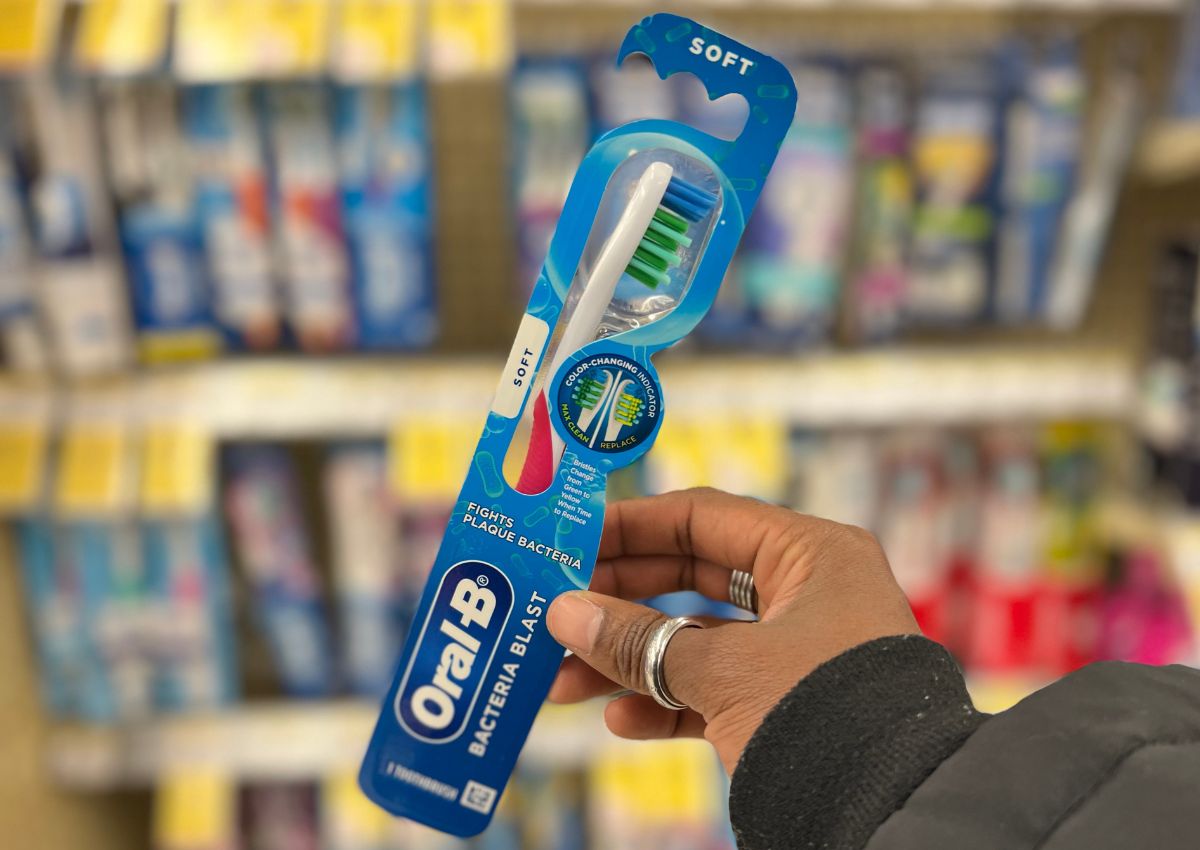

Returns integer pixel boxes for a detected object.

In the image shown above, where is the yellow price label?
[140,425,213,516]
[648,416,712,492]
[153,771,236,850]
[55,422,131,516]
[74,0,168,75]
[0,422,47,512]
[388,418,478,503]
[334,0,419,81]
[322,773,389,844]
[174,0,255,81]
[427,0,511,77]
[0,0,59,69]
[257,0,331,77]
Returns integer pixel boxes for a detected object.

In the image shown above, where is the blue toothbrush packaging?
[360,15,795,836]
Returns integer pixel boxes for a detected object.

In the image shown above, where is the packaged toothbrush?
[846,63,913,345]
[324,443,408,696]
[224,445,336,698]
[142,517,239,712]
[15,517,87,718]
[0,86,44,371]
[334,83,436,350]
[265,83,355,352]
[27,72,133,375]
[906,53,1005,328]
[183,84,282,351]
[995,40,1084,324]
[360,15,795,836]
[103,82,220,364]
[511,59,590,296]
[738,59,853,349]
[1043,49,1142,330]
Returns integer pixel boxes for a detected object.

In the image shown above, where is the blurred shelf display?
[0,347,1136,438]
[47,701,609,789]
[49,675,1046,791]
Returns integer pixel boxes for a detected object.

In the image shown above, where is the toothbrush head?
[624,175,718,289]
[572,376,607,410]
[612,392,645,427]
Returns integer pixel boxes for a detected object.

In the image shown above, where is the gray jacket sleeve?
[728,636,1200,850]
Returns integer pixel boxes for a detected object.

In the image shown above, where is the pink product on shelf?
[1098,550,1194,666]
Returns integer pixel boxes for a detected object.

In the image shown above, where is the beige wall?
[0,530,149,850]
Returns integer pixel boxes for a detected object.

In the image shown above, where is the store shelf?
[49,678,1048,788]
[48,701,608,789]
[0,346,1136,438]
[1138,120,1200,183]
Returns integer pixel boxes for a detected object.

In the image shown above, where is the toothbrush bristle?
[613,393,644,426]
[624,175,717,289]
[572,377,606,409]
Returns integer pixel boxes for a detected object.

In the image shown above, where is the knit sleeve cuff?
[728,634,987,850]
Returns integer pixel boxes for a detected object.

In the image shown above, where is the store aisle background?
[3,1,1200,849]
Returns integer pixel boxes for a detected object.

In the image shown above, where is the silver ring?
[642,616,704,711]
[730,569,759,615]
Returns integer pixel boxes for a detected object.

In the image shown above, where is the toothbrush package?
[360,15,795,836]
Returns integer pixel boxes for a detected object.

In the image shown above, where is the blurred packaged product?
[737,60,853,349]
[995,39,1084,324]
[1169,0,1200,119]
[1139,242,1200,504]
[26,72,133,375]
[334,83,436,349]
[1098,548,1193,666]
[323,443,408,697]
[241,782,320,850]
[846,63,913,345]
[1033,424,1103,674]
[102,81,222,364]
[183,84,282,351]
[589,52,677,136]
[265,84,355,353]
[224,445,336,698]
[141,517,240,712]
[0,81,42,371]
[1043,48,1143,330]
[511,58,589,294]
[876,433,955,645]
[965,429,1042,673]
[905,52,1004,328]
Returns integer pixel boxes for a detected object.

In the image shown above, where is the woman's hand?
[546,487,919,774]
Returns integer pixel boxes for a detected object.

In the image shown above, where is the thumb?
[547,590,721,715]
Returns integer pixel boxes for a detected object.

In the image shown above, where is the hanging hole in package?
[359,14,796,837]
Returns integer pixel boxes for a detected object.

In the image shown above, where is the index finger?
[599,488,829,598]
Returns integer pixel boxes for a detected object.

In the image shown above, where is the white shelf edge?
[0,347,1138,438]
[48,700,610,789]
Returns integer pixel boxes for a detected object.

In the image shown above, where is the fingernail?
[548,592,603,654]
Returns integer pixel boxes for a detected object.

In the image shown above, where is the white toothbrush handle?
[546,161,674,468]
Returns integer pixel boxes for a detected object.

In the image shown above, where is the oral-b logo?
[396,561,513,743]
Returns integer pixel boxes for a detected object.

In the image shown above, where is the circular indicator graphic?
[556,353,660,454]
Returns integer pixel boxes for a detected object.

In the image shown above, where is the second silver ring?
[730,569,759,615]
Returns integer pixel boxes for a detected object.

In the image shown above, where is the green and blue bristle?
[624,176,719,289]
[572,377,607,410]
[613,393,645,427]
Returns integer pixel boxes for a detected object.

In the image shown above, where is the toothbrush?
[515,162,716,494]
